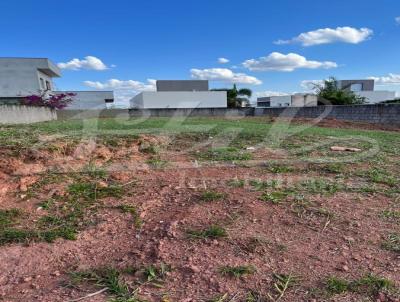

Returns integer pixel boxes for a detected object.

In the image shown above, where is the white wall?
[270,95,292,107]
[356,91,396,104]
[292,94,318,107]
[0,58,60,97]
[55,91,114,109]
[0,105,57,124]
[130,91,227,109]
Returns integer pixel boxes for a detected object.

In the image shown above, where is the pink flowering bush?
[23,92,76,109]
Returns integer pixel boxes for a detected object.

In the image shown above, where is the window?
[257,101,270,107]
[105,99,114,103]
[40,78,45,90]
[350,83,363,92]
[45,81,51,91]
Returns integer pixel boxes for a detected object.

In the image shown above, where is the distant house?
[0,57,114,109]
[257,94,317,108]
[336,79,396,104]
[130,80,227,109]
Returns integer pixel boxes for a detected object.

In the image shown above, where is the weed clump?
[200,190,226,202]
[186,225,227,239]
[219,265,256,278]
[197,147,252,161]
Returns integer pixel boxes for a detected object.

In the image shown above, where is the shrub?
[23,92,76,109]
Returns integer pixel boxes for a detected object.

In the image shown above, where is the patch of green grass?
[70,268,137,301]
[0,180,125,245]
[297,179,343,195]
[321,163,345,174]
[382,233,400,253]
[37,198,56,210]
[142,263,171,283]
[0,229,37,244]
[81,162,108,179]
[226,179,245,188]
[249,179,280,191]
[186,225,227,239]
[363,168,397,187]
[199,190,226,202]
[68,182,123,200]
[71,264,170,301]
[380,210,400,221]
[326,277,349,294]
[259,191,290,204]
[197,147,252,161]
[219,265,256,278]
[0,208,22,227]
[325,274,394,297]
[146,158,168,168]
[353,274,394,296]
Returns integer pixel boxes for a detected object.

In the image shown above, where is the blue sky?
[1,0,399,104]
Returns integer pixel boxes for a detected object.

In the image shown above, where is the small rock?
[97,181,108,188]
[189,265,200,273]
[23,276,32,282]
[344,236,355,242]
[341,265,349,272]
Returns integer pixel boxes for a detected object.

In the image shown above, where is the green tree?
[314,77,365,105]
[213,84,252,108]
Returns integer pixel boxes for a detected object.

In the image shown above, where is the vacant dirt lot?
[0,117,399,301]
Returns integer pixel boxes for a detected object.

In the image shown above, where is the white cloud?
[84,78,156,90]
[190,68,262,85]
[58,56,109,71]
[242,52,337,72]
[275,27,373,46]
[396,17,400,24]
[84,78,156,104]
[218,57,230,64]
[254,91,290,98]
[368,74,400,85]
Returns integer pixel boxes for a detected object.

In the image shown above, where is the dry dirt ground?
[0,118,399,302]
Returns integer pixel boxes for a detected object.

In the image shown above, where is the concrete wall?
[129,107,253,117]
[57,104,400,125]
[337,80,374,91]
[0,105,57,124]
[57,109,130,120]
[254,104,400,125]
[57,107,254,119]
[0,58,60,97]
[292,94,318,107]
[356,91,397,104]
[156,80,209,91]
[130,91,227,109]
[54,91,114,109]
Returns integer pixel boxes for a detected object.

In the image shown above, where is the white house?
[130,80,227,109]
[0,58,61,98]
[337,79,396,104]
[0,57,114,109]
[54,91,115,109]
